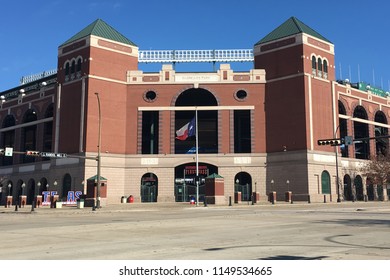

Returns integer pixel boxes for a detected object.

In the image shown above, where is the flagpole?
[195,108,199,206]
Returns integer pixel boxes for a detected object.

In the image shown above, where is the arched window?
[77,58,82,72]
[43,104,54,155]
[174,88,218,154]
[1,115,16,166]
[323,60,328,79]
[22,109,38,163]
[374,111,388,156]
[71,61,76,74]
[321,171,331,194]
[65,62,70,76]
[338,101,348,158]
[311,56,317,76]
[353,106,370,159]
[317,58,323,78]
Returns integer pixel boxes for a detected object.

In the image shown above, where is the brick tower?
[254,17,337,201]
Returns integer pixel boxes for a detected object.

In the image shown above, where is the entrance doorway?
[174,162,217,202]
[141,173,158,202]
[234,172,252,201]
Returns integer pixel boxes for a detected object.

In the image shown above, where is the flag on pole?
[176,117,196,140]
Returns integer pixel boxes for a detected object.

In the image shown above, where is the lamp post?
[270,179,275,204]
[8,183,11,196]
[37,182,41,196]
[21,183,25,195]
[95,92,102,209]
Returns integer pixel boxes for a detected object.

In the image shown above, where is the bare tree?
[361,154,390,186]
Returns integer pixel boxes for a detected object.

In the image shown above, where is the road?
[1,202,390,260]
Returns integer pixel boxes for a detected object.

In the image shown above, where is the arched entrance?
[354,175,364,201]
[62,174,72,200]
[321,171,331,194]
[27,179,35,205]
[234,172,252,201]
[141,173,158,202]
[366,178,374,201]
[174,162,217,202]
[343,175,352,201]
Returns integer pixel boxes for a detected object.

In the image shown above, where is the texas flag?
[176,117,196,140]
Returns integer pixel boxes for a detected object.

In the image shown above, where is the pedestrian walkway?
[1,200,390,216]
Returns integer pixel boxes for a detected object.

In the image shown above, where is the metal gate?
[141,183,157,202]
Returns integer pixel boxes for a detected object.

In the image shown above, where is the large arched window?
[43,104,54,156]
[174,88,218,154]
[321,171,331,194]
[1,115,16,166]
[353,106,370,159]
[374,111,388,156]
[22,109,38,163]
[338,101,348,158]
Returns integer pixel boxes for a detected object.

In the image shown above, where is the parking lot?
[1,201,390,260]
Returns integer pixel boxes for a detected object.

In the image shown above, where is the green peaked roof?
[60,19,137,47]
[87,175,108,181]
[206,173,224,179]
[255,17,332,45]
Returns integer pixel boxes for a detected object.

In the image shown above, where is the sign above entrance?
[175,74,220,83]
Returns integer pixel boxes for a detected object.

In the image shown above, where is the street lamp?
[37,182,41,196]
[95,92,102,209]
[21,183,26,195]
[286,180,290,192]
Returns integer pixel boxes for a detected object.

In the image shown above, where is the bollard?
[229,196,232,206]
[308,195,311,204]
[204,198,207,207]
[323,195,326,203]
[291,195,294,204]
[31,200,35,212]
[14,203,18,212]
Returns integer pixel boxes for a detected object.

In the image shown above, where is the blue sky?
[1,0,389,92]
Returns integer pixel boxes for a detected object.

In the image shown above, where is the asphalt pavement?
[1,201,390,260]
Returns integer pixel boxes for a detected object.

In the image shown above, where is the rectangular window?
[234,110,251,153]
[142,111,159,154]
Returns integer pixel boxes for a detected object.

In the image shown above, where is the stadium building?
[0,17,388,207]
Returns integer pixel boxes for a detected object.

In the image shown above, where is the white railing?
[138,49,254,63]
[20,69,57,85]
[18,49,254,84]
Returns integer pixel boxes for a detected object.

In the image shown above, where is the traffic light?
[26,151,40,156]
[317,138,343,146]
